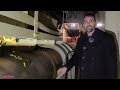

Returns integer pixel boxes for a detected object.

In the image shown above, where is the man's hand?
[57,67,67,78]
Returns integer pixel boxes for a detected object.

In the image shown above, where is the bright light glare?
[71,23,75,27]
[97,23,103,27]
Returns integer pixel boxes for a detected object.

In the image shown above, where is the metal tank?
[0,11,76,79]
[0,43,74,79]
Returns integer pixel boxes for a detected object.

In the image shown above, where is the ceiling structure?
[40,11,105,36]
[42,11,98,23]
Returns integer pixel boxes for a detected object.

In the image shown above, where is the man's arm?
[64,35,83,71]
[105,33,118,79]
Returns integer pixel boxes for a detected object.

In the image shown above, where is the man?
[57,13,118,79]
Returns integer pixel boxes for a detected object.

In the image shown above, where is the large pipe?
[0,42,74,79]
[0,46,63,79]
[31,47,62,79]
[0,56,33,79]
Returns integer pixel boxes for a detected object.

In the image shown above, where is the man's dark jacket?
[64,28,118,79]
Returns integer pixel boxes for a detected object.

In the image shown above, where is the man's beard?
[86,27,94,33]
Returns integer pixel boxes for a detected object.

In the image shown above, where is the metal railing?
[0,11,61,46]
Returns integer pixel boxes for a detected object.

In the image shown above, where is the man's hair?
[83,13,96,21]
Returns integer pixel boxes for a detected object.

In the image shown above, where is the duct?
[0,42,75,79]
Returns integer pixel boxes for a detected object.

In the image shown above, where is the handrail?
[0,11,61,46]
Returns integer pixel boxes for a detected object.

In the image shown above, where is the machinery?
[0,11,76,79]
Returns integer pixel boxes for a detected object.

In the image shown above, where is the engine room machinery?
[0,11,76,79]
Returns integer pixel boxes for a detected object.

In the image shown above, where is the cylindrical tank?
[0,42,74,79]
[31,47,62,79]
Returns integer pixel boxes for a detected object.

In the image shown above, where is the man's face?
[83,16,96,33]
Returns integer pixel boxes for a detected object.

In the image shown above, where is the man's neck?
[87,29,95,37]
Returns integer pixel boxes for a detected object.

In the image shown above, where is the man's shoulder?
[104,30,115,40]
[102,31,116,44]
[96,28,115,39]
